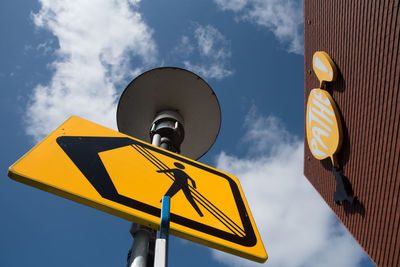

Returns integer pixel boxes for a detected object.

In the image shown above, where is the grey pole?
[127,110,184,267]
[127,133,161,267]
[128,224,155,267]
[152,133,161,147]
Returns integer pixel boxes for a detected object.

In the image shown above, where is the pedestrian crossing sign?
[8,116,267,263]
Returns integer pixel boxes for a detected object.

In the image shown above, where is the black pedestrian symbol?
[157,162,203,217]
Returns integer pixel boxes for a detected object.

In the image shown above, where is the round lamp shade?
[117,67,221,160]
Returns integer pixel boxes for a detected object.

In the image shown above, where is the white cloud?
[183,61,233,81]
[214,0,248,12]
[36,40,54,54]
[195,25,231,59]
[178,25,233,80]
[173,36,195,58]
[214,0,303,54]
[26,0,157,140]
[212,109,366,266]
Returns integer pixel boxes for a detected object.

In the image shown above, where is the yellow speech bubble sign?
[306,88,343,167]
[313,51,337,86]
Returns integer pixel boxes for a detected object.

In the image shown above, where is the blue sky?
[1,0,376,266]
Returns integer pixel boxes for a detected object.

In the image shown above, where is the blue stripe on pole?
[160,196,170,240]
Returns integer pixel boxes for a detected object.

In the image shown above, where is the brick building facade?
[303,1,400,266]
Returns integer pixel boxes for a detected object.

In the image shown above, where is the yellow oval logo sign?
[313,51,337,86]
[306,89,342,164]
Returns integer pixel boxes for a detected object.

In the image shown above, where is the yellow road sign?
[8,116,267,263]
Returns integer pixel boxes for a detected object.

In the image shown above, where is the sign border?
[55,136,257,247]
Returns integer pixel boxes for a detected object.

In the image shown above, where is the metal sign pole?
[118,67,222,266]
[126,134,160,267]
[127,225,154,267]
[127,111,184,267]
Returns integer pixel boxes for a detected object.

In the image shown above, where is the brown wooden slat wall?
[303,1,400,266]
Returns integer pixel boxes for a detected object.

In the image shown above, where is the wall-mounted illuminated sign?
[313,51,338,86]
[306,88,342,166]
[307,51,342,166]
[306,52,353,205]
